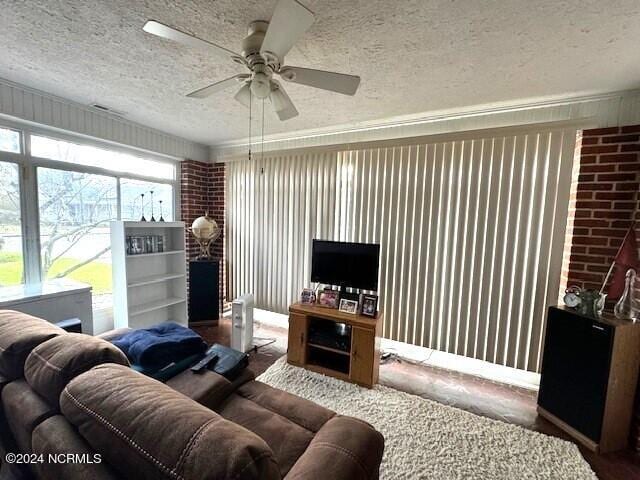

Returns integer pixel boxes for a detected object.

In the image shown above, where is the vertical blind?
[227,126,576,372]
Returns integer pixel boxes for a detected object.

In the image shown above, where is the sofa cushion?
[61,364,280,480]
[24,333,129,407]
[218,393,314,477]
[236,381,335,433]
[32,415,120,480]
[0,310,65,380]
[2,379,57,453]
[217,382,336,476]
[165,369,233,410]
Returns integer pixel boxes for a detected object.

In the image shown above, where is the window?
[0,124,178,317]
[0,162,23,286]
[38,168,117,310]
[31,135,175,180]
[0,127,20,154]
[120,179,174,221]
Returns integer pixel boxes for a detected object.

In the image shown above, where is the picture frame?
[300,288,317,304]
[318,289,340,308]
[339,298,358,314]
[130,236,143,255]
[361,294,378,317]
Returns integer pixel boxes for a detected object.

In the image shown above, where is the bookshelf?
[111,221,187,329]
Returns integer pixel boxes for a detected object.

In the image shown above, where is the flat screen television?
[311,239,380,291]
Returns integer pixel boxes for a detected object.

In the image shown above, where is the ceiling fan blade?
[186,75,249,99]
[234,82,252,108]
[143,20,242,61]
[279,66,360,95]
[260,0,314,60]
[269,80,298,121]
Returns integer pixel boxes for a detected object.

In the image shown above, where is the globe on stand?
[188,213,221,259]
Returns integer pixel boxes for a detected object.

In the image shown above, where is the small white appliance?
[231,294,254,352]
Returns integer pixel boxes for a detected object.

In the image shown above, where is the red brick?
[599,153,637,163]
[616,182,640,191]
[618,163,640,172]
[595,191,636,200]
[582,145,620,154]
[578,174,595,182]
[597,173,637,182]
[620,144,640,152]
[580,155,598,164]
[591,228,628,238]
[574,210,592,218]
[574,191,593,200]
[614,202,637,210]
[586,264,611,274]
[583,127,620,136]
[575,200,612,209]
[588,247,618,256]
[568,262,585,272]
[581,137,599,145]
[602,134,640,144]
[573,219,609,228]
[570,254,606,264]
[568,271,606,282]
[581,164,616,173]
[594,209,637,219]
[572,236,609,246]
[611,220,636,229]
[576,183,613,192]
[621,125,640,134]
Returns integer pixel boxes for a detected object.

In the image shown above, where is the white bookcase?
[111,221,187,329]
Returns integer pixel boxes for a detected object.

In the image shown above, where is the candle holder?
[140,193,146,222]
[150,190,156,222]
[159,200,165,222]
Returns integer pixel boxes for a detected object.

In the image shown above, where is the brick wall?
[180,160,226,318]
[562,125,640,295]
[562,124,640,451]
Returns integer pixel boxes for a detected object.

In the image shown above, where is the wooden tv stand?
[287,302,382,388]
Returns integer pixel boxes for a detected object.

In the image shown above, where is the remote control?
[191,352,219,373]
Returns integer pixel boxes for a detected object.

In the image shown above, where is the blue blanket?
[112,322,207,369]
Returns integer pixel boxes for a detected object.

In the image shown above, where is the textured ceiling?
[1,0,640,145]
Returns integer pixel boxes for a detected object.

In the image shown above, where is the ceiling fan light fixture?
[250,72,271,99]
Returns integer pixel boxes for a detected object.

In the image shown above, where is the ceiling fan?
[143,0,361,121]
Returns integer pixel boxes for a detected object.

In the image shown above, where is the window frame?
[0,120,181,287]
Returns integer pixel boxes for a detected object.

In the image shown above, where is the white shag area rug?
[257,358,597,480]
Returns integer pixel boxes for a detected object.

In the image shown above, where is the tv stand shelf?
[287,303,382,388]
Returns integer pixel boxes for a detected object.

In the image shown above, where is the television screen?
[311,240,380,291]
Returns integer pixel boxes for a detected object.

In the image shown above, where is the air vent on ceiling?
[89,103,126,117]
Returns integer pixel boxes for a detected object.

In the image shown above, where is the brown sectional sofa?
[0,310,384,479]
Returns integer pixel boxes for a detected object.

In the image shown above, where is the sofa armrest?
[285,415,384,480]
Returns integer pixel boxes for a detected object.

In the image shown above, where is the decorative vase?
[614,268,638,320]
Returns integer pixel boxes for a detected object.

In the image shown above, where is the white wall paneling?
[227,122,580,372]
[0,78,208,161]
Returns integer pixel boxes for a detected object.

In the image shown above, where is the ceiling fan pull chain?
[261,98,265,161]
[248,87,252,161]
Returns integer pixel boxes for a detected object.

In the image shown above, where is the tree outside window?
[38,168,117,310]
